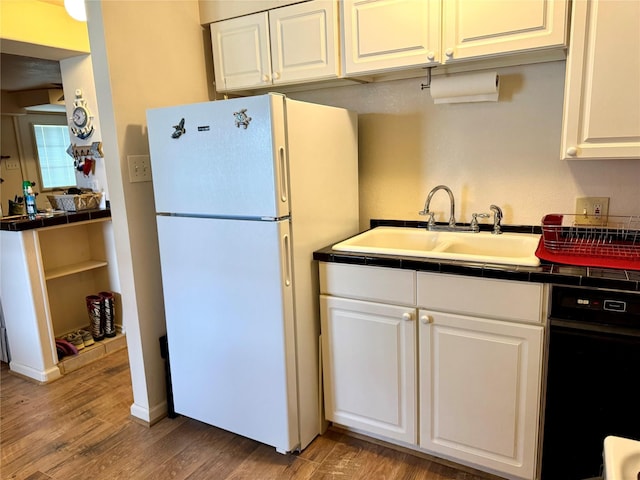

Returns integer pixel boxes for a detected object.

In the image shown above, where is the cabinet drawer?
[320,263,416,306]
[417,272,543,323]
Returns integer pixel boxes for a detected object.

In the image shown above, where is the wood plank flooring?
[1,349,494,480]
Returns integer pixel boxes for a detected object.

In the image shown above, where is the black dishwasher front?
[541,285,640,480]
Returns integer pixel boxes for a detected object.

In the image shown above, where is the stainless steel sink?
[332,227,541,267]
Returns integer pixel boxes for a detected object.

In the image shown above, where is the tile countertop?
[313,219,640,293]
[0,209,111,232]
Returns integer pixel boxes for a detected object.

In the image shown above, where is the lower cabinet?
[320,295,416,444]
[418,309,543,480]
[319,263,545,480]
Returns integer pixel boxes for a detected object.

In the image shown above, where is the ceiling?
[1,53,63,92]
[1,0,74,92]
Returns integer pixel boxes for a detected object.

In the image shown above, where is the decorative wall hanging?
[66,142,103,176]
[69,89,95,139]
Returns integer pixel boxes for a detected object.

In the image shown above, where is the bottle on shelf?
[23,180,37,220]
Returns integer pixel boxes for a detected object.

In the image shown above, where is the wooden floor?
[1,349,491,480]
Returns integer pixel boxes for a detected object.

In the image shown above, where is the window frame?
[15,112,75,194]
[31,122,75,191]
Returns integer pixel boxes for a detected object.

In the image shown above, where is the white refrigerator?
[146,93,358,453]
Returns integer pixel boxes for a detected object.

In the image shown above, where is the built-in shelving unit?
[37,218,118,338]
[0,215,120,383]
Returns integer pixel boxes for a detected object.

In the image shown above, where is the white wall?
[86,0,211,424]
[288,61,640,229]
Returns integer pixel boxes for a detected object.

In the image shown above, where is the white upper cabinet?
[341,0,441,75]
[341,0,567,76]
[561,0,640,160]
[442,0,568,62]
[200,0,305,23]
[211,1,339,91]
[211,0,569,90]
[211,13,272,91]
[270,1,339,84]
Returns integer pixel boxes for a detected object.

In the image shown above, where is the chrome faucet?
[470,212,490,232]
[419,185,456,229]
[419,185,502,233]
[490,204,503,234]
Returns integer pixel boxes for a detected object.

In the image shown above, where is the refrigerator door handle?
[278,146,289,204]
[282,233,292,287]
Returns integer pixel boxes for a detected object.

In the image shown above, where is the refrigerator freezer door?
[157,215,299,452]
[148,94,288,219]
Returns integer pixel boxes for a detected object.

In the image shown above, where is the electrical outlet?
[127,155,152,183]
[575,197,610,225]
[5,160,20,170]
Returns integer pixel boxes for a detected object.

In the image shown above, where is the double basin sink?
[333,226,542,267]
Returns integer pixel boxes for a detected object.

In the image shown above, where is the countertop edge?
[0,209,111,231]
[313,221,640,293]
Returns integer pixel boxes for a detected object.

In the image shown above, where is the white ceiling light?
[64,0,86,22]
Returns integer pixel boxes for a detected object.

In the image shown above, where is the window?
[32,124,75,189]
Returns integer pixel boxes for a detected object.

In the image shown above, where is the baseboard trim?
[130,400,168,427]
[8,361,62,384]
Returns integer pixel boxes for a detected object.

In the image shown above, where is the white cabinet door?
[341,0,441,75]
[442,0,568,62]
[419,310,543,480]
[269,1,340,84]
[211,12,272,91]
[561,0,640,160]
[211,2,339,91]
[321,295,416,444]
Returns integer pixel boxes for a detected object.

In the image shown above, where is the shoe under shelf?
[57,332,126,375]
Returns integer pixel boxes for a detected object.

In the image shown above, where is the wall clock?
[70,89,94,140]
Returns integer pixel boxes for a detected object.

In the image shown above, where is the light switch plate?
[127,155,151,183]
[5,160,20,170]
[575,197,610,225]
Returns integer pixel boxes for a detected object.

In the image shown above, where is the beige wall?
[87,0,211,423]
[289,61,640,230]
[60,54,109,207]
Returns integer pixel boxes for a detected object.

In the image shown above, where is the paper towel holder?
[420,67,435,90]
[426,71,501,104]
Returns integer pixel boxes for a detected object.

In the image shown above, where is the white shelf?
[45,260,108,281]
